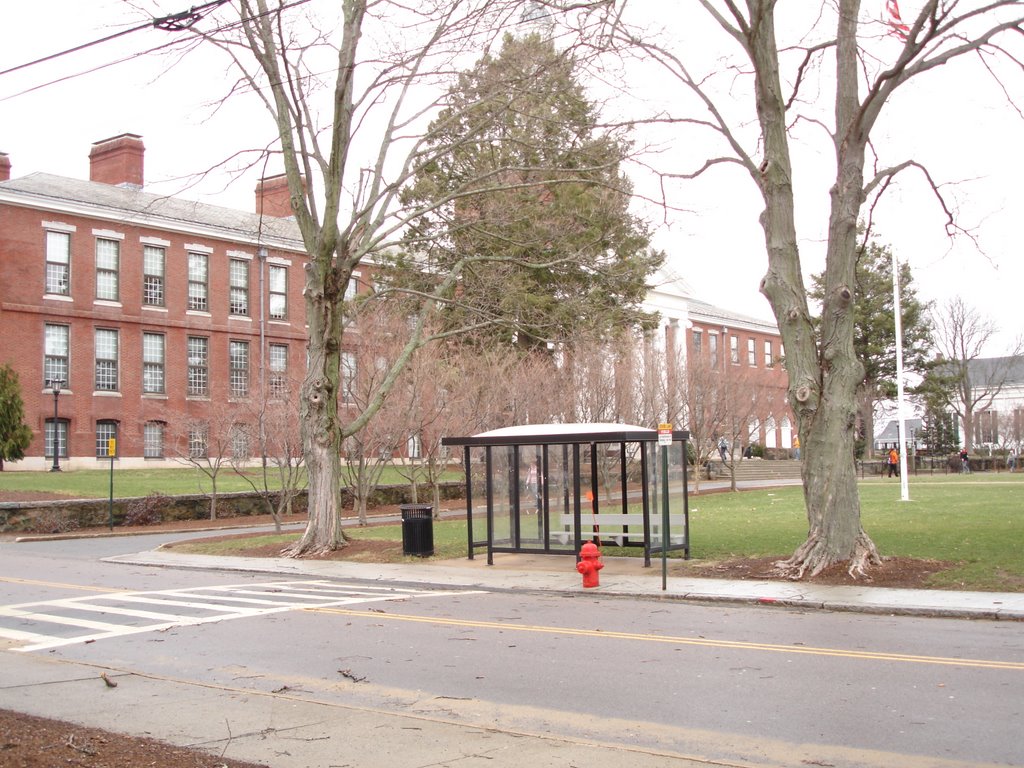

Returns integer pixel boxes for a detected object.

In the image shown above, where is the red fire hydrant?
[576,541,604,588]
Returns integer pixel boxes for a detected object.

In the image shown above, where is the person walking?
[960,448,970,474]
[718,436,729,462]
[1008,448,1017,473]
[887,447,900,478]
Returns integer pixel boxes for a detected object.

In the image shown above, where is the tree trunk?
[282,275,348,557]
[752,1,880,577]
[962,409,974,452]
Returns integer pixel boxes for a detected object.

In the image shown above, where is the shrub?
[124,493,173,527]
[27,509,80,535]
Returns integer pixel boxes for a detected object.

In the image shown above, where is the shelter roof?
[443,422,688,447]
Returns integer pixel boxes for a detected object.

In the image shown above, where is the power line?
[0,0,230,79]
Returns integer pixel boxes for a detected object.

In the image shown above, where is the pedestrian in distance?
[960,448,970,474]
[718,436,729,462]
[887,447,899,478]
[1008,448,1017,473]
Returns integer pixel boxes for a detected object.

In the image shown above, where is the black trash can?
[400,503,434,557]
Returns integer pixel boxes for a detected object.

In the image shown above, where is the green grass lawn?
[686,475,1024,590]
[172,473,1024,591]
[8,467,1019,591]
[0,466,459,498]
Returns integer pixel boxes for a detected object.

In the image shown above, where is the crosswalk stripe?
[0,580,485,652]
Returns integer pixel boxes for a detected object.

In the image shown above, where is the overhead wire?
[0,0,310,104]
[0,0,231,79]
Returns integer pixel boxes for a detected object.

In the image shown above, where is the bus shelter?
[442,423,690,566]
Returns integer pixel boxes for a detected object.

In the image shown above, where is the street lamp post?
[49,378,64,472]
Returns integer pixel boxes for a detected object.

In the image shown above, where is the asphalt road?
[1,531,1022,768]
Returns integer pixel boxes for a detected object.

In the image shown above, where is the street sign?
[658,423,673,447]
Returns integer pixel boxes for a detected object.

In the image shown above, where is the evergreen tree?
[396,32,662,351]
[0,364,33,470]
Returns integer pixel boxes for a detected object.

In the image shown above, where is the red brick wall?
[0,201,310,466]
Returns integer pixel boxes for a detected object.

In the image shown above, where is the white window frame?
[142,333,165,394]
[94,328,119,392]
[143,245,165,306]
[144,421,165,458]
[95,238,120,302]
[229,340,249,397]
[187,336,209,397]
[45,230,71,296]
[188,252,209,312]
[229,258,249,316]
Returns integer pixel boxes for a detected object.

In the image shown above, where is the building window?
[730,335,739,364]
[95,421,117,458]
[231,424,251,461]
[691,330,701,354]
[144,421,165,458]
[95,238,119,301]
[44,324,69,387]
[188,252,208,311]
[143,246,165,306]
[407,433,422,459]
[747,338,756,366]
[341,351,356,403]
[229,259,249,316]
[45,231,71,296]
[142,333,165,394]
[269,343,288,397]
[709,334,718,368]
[229,341,249,397]
[94,329,119,391]
[188,424,208,459]
[45,419,68,459]
[187,336,209,396]
[269,265,287,319]
[764,340,773,367]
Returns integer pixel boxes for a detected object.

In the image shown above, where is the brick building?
[0,134,314,470]
[644,269,794,452]
[1,135,792,470]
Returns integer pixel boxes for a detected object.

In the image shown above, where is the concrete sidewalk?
[107,546,1024,621]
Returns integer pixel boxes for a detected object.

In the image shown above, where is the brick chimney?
[0,152,10,182]
[255,173,302,218]
[89,134,145,189]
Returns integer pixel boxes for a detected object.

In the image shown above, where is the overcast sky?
[3,1,1021,355]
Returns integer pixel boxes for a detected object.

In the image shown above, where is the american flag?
[886,0,910,40]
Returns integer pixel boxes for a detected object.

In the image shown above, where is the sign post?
[657,423,673,591]
[108,438,116,531]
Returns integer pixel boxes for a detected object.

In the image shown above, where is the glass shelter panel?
[447,425,689,565]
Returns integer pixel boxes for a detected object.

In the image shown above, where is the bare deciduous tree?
[232,384,306,530]
[172,404,244,520]
[203,0,632,556]
[605,1,1024,576]
[926,297,1024,452]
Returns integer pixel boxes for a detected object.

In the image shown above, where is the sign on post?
[657,423,672,590]
[658,423,673,447]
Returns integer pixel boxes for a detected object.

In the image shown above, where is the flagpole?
[892,253,910,501]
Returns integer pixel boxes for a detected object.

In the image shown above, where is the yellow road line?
[312,607,1024,671]
[0,576,128,593]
